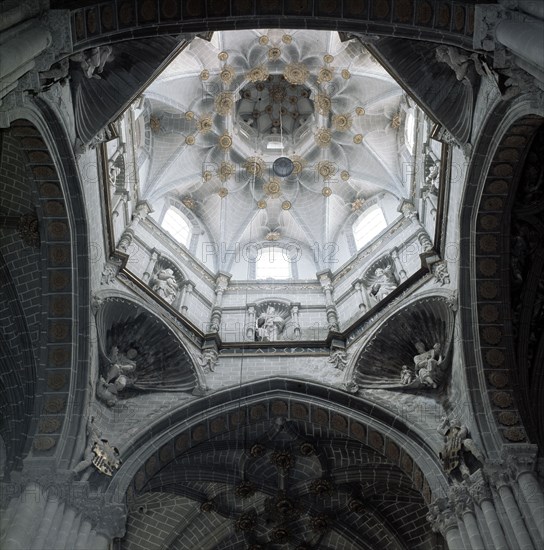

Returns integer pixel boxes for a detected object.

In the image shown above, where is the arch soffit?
[104,379,450,507]
[68,1,476,52]
[459,95,544,457]
[4,102,91,469]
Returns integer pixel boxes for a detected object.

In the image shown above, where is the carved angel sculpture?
[413,342,441,389]
[435,46,485,82]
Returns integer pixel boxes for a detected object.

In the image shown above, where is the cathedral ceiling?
[140,30,410,260]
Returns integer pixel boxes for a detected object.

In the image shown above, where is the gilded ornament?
[218,187,229,198]
[323,54,334,63]
[355,106,366,116]
[281,200,291,210]
[149,116,160,132]
[197,115,213,134]
[203,170,213,181]
[290,155,305,174]
[351,198,365,211]
[257,200,267,209]
[259,35,269,45]
[185,135,195,145]
[217,162,235,181]
[247,65,269,82]
[266,231,280,241]
[317,160,336,179]
[332,113,352,132]
[200,69,209,80]
[244,157,264,177]
[218,51,228,61]
[268,47,282,61]
[341,170,350,181]
[341,69,351,79]
[182,197,196,209]
[214,92,234,115]
[322,187,332,197]
[284,63,309,85]
[220,65,235,84]
[391,113,401,128]
[263,179,282,198]
[282,34,292,44]
[353,134,364,144]
[219,132,233,149]
[317,66,334,83]
[185,111,194,120]
[316,93,331,115]
[315,128,332,147]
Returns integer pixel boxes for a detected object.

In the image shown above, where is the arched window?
[161,208,191,246]
[255,246,291,279]
[353,205,387,250]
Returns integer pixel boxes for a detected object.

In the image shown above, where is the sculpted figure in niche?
[256,306,285,342]
[438,416,484,480]
[370,266,397,301]
[96,346,138,407]
[413,342,441,389]
[152,267,179,304]
[400,365,414,385]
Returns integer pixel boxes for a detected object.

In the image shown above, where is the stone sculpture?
[328,348,348,371]
[413,342,441,389]
[435,46,484,81]
[71,46,114,79]
[256,306,285,341]
[96,346,138,407]
[72,417,121,480]
[438,416,484,480]
[196,349,219,373]
[370,265,397,301]
[151,267,179,304]
[400,365,414,385]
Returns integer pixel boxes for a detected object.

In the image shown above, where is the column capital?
[427,500,458,534]
[502,444,539,477]
[467,471,493,506]
[449,483,474,516]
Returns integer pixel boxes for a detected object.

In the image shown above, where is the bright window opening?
[162,208,191,246]
[405,110,416,155]
[353,205,387,250]
[255,246,291,279]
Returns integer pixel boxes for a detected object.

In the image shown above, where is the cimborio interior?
[0,1,543,549]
